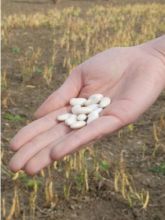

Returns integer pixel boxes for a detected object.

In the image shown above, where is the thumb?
[34,67,82,118]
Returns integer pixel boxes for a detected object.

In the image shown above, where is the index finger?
[34,67,82,119]
[50,115,123,161]
[10,106,70,151]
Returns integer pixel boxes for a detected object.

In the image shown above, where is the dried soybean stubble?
[57,94,111,129]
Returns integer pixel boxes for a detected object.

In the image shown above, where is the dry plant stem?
[2,6,165,218]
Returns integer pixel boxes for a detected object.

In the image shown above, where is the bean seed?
[71,105,81,114]
[84,99,93,106]
[70,121,86,129]
[87,111,99,124]
[77,114,87,121]
[88,94,103,104]
[72,105,92,114]
[99,97,111,108]
[93,108,103,114]
[70,98,87,106]
[57,93,111,129]
[65,114,77,126]
[88,104,99,111]
[57,113,71,121]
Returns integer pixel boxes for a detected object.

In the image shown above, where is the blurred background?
[1,0,165,219]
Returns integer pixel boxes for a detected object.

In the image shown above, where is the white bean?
[57,94,111,129]
[99,97,111,108]
[65,114,77,126]
[84,99,93,106]
[88,94,103,104]
[70,121,86,129]
[70,98,87,106]
[87,111,99,124]
[93,108,103,114]
[77,114,87,121]
[72,105,92,114]
[71,105,81,114]
[57,113,71,121]
[88,104,99,111]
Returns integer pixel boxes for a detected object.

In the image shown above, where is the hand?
[9,44,165,175]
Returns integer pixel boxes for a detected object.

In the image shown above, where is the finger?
[51,116,123,161]
[24,112,124,175]
[24,143,55,175]
[10,106,70,151]
[34,67,82,119]
[9,123,70,172]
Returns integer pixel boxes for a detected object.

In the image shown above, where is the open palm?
[9,45,165,175]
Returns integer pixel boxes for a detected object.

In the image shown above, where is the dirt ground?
[2,0,165,16]
[2,0,165,220]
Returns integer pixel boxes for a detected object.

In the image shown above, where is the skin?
[9,36,165,175]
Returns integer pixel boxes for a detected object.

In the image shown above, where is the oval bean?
[57,113,71,121]
[93,108,103,114]
[65,114,77,126]
[70,121,86,129]
[88,94,103,104]
[72,106,92,114]
[99,97,111,108]
[88,104,99,111]
[70,98,87,106]
[87,111,99,124]
[84,99,93,106]
[77,114,87,121]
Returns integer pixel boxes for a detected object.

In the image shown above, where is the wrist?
[139,36,165,88]
[140,35,165,66]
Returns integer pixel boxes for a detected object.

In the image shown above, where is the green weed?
[3,113,26,122]
[149,163,165,175]
[11,47,21,54]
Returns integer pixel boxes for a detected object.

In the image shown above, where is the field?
[1,0,165,219]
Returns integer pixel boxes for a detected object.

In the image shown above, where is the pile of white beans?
[57,94,111,129]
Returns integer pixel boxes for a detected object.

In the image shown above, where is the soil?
[1,0,165,220]
[2,0,165,16]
